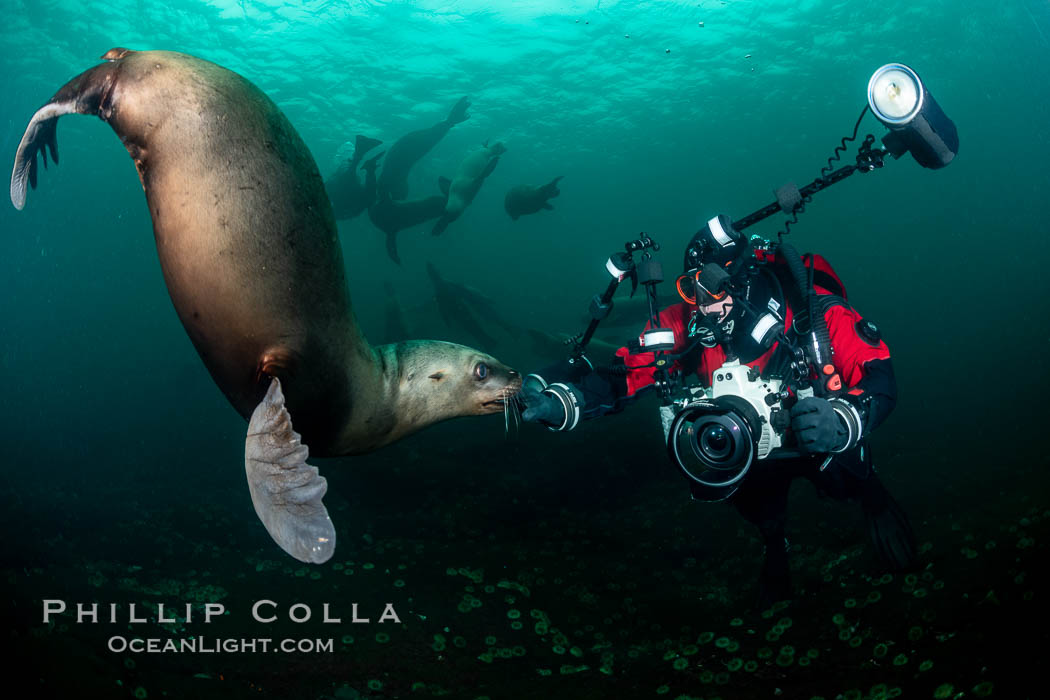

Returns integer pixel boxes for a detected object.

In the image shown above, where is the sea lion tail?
[245,378,336,564]
[10,60,122,210]
[446,96,471,125]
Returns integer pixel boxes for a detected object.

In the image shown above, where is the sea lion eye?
[474,362,489,380]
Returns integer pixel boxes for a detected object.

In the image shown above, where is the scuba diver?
[520,216,918,608]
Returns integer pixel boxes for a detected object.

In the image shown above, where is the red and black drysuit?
[528,257,903,602]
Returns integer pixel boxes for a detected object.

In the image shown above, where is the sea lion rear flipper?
[11,60,124,210]
[245,378,336,564]
[385,230,402,265]
[11,103,66,210]
[446,96,470,125]
[354,134,382,159]
[545,176,564,197]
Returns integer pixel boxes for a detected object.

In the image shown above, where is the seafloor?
[3,408,1045,700]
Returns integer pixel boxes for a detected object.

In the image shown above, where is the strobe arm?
[735,142,888,233]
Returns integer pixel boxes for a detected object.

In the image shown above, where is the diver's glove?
[520,375,582,432]
[790,397,862,454]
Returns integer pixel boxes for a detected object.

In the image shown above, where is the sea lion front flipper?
[542,202,554,210]
[362,151,385,172]
[245,378,335,564]
[354,134,382,159]
[385,230,402,265]
[481,156,500,179]
[431,214,452,236]
[437,176,451,197]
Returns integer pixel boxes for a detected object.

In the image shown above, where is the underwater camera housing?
[663,359,795,502]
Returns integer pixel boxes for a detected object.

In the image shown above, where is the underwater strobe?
[868,63,958,169]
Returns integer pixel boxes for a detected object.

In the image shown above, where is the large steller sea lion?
[10,48,521,565]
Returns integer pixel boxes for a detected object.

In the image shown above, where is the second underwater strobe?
[735,63,960,235]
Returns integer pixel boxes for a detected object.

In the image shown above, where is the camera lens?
[700,424,732,459]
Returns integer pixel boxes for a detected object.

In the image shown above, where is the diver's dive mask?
[686,270,785,356]
[676,263,731,306]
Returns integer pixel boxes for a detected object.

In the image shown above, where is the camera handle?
[569,235,659,363]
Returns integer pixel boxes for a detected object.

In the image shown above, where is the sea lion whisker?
[512,394,521,434]
[503,389,509,436]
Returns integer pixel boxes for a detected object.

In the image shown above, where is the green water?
[1,1,1049,698]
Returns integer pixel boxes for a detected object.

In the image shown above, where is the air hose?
[776,241,835,383]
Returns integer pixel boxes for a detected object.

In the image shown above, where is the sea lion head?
[395,341,520,421]
[422,341,520,416]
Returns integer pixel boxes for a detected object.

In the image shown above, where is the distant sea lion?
[10,49,520,564]
[504,175,563,220]
[368,178,450,264]
[427,262,518,349]
[377,96,470,201]
[431,141,506,236]
[327,134,383,220]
